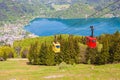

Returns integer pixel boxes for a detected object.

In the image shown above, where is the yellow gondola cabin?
[52,41,60,53]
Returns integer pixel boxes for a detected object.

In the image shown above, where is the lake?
[24,18,120,36]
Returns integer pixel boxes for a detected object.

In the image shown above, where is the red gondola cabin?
[86,26,97,48]
[86,36,96,48]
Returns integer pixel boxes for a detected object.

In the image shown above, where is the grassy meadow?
[0,59,120,80]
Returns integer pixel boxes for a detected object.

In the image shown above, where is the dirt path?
[44,75,64,79]
[8,58,28,61]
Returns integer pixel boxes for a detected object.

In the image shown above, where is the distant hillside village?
[0,23,37,46]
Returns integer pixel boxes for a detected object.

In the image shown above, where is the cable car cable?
[54,0,120,35]
[62,1,120,35]
[72,6,120,35]
[88,0,120,18]
[52,1,120,50]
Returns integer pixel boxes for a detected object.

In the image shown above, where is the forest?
[0,0,120,22]
[0,31,120,65]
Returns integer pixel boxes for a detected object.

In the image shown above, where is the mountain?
[0,0,48,21]
[0,0,120,21]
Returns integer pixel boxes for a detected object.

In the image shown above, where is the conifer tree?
[74,37,81,63]
[109,31,120,63]
[28,41,39,64]
[67,35,75,64]
[38,42,55,66]
[45,45,55,66]
[33,41,39,64]
[113,39,120,62]
[39,42,47,65]
[86,47,98,64]
[54,36,65,64]
[98,38,110,64]
[55,35,81,64]
[28,44,34,63]
[62,40,70,64]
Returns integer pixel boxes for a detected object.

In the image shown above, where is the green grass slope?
[0,59,120,80]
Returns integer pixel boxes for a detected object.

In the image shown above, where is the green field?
[0,59,120,80]
[52,4,70,11]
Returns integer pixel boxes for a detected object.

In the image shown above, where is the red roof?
[86,36,96,40]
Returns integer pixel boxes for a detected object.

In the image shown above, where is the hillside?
[12,32,120,65]
[0,1,120,79]
[0,0,120,22]
[0,60,120,80]
[0,0,49,21]
[0,0,119,46]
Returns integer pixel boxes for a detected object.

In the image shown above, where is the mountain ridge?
[0,0,120,21]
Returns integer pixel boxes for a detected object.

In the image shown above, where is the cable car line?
[72,5,120,35]
[71,5,120,48]
[52,0,120,51]
[54,0,120,35]
[89,0,120,17]
[88,0,120,18]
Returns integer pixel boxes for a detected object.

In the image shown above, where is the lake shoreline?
[0,16,39,46]
[0,17,120,46]
[24,17,120,36]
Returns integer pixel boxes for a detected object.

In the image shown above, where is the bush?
[20,48,29,58]
[58,62,68,70]
[3,52,7,60]
[0,46,16,61]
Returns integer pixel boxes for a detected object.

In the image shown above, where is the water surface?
[24,18,120,36]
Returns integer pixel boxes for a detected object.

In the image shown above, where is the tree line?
[28,31,120,65]
[0,31,120,65]
[28,35,81,65]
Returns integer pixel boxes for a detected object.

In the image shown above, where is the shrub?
[58,62,68,70]
[20,48,29,58]
[0,46,16,61]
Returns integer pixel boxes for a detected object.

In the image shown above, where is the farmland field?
[0,59,120,80]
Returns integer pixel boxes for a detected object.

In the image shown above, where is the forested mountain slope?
[0,0,120,21]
